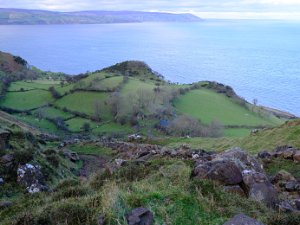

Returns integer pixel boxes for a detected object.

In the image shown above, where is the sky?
[1,0,300,19]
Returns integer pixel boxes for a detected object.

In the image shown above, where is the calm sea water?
[0,20,300,115]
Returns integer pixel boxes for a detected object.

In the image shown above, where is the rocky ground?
[1,129,300,224]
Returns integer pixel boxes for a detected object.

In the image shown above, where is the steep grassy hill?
[0,52,291,138]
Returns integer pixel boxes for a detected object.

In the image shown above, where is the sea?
[0,20,300,115]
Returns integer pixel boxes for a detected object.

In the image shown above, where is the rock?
[242,170,278,207]
[194,160,243,185]
[0,129,10,150]
[0,177,4,185]
[193,148,279,207]
[192,153,200,159]
[277,201,295,213]
[223,185,246,197]
[115,158,126,167]
[248,182,278,208]
[126,207,154,225]
[294,199,300,210]
[285,181,300,192]
[97,214,105,225]
[0,201,13,209]
[274,146,297,159]
[257,151,272,159]
[223,213,265,225]
[214,148,264,173]
[0,154,14,166]
[293,151,300,162]
[17,163,48,194]
[272,170,296,184]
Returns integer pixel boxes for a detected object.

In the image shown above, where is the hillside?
[1,112,300,224]
[0,52,291,138]
[0,9,203,25]
[1,51,300,224]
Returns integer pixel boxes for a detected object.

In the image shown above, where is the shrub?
[48,86,61,99]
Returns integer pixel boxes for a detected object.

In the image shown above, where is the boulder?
[213,148,263,173]
[223,214,265,225]
[248,182,278,208]
[126,207,154,225]
[294,199,300,210]
[0,177,4,185]
[293,151,300,162]
[0,154,14,167]
[274,146,297,159]
[257,151,272,159]
[193,148,279,207]
[0,130,10,150]
[277,201,295,213]
[285,181,300,192]
[194,160,243,185]
[17,163,48,193]
[242,170,278,207]
[272,170,296,184]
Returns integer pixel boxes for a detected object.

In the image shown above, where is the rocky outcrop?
[258,145,300,162]
[17,163,48,193]
[193,148,278,207]
[223,214,265,225]
[126,207,154,225]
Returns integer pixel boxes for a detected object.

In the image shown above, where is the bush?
[48,86,61,99]
[81,122,91,132]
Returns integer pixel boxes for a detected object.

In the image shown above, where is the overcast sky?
[1,0,300,19]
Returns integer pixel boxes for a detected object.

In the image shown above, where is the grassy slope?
[1,90,53,110]
[174,89,282,126]
[0,60,288,137]
[55,92,110,118]
[155,119,300,154]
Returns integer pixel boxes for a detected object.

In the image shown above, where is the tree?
[93,100,102,121]
[253,98,258,106]
[81,122,90,132]
[49,86,61,99]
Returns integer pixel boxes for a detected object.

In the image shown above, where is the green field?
[97,76,123,90]
[1,89,53,110]
[14,113,59,133]
[8,80,59,91]
[33,107,73,120]
[65,117,97,132]
[121,78,156,94]
[174,89,282,126]
[55,91,110,117]
[92,122,133,134]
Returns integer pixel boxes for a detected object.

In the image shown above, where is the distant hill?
[0,8,203,25]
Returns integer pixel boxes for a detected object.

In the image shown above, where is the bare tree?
[93,100,102,122]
